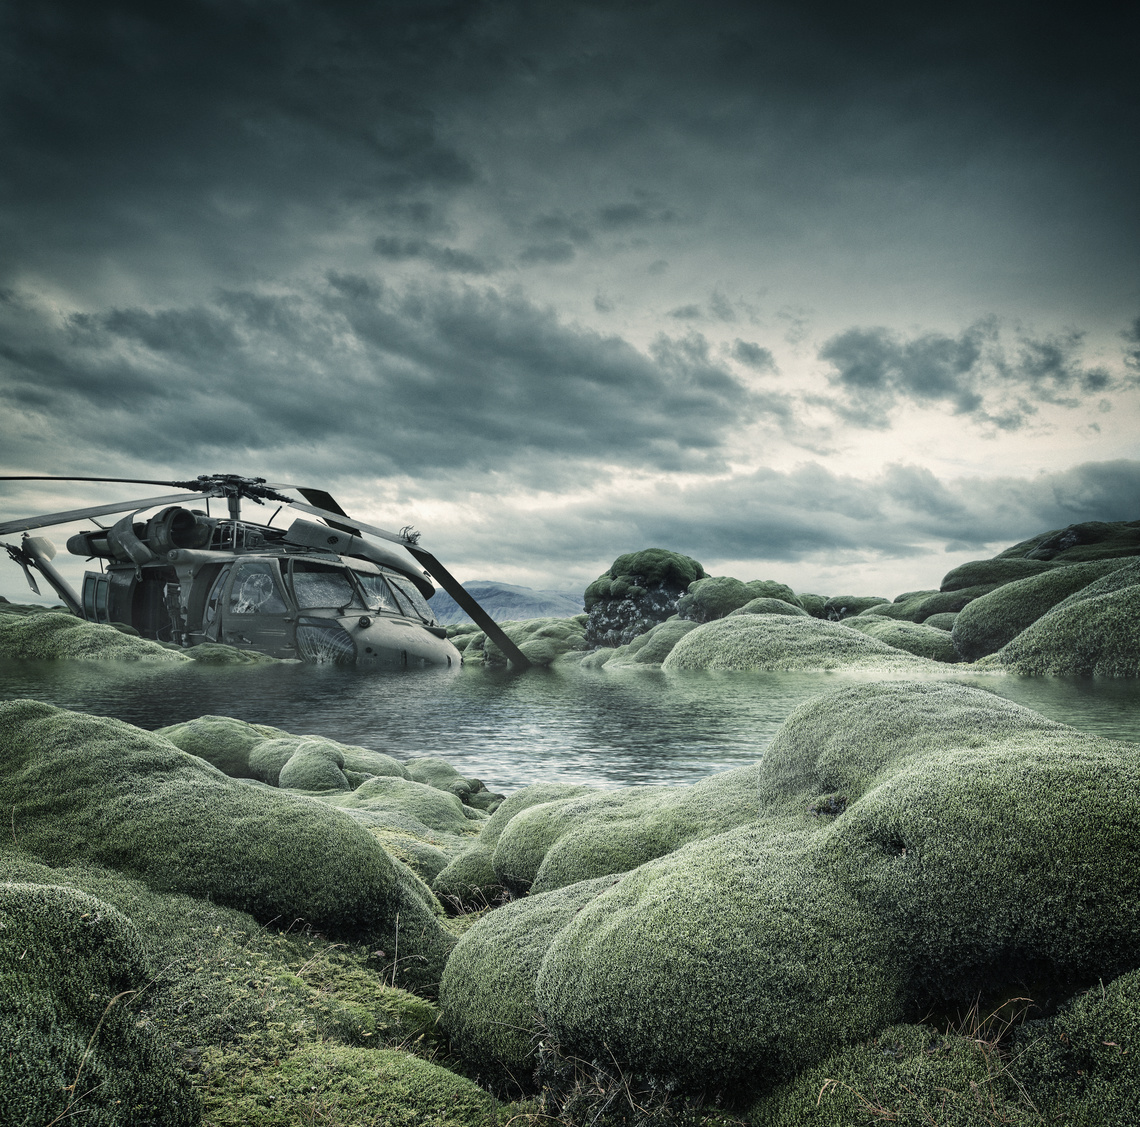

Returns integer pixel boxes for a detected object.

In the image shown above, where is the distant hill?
[427,580,584,624]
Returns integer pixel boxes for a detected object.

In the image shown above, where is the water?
[2,658,1138,792]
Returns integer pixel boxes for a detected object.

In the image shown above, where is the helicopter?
[0,473,530,671]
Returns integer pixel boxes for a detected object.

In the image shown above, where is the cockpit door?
[217,559,295,657]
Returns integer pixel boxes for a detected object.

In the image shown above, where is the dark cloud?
[0,277,785,480]
[818,320,1123,429]
[668,304,702,320]
[518,242,576,265]
[731,340,776,371]
[373,236,497,275]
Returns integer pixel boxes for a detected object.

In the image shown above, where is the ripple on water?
[0,659,1137,792]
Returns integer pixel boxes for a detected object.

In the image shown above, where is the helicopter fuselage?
[69,507,460,669]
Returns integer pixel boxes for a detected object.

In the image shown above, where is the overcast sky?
[2,0,1138,601]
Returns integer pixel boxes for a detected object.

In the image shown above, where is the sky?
[1,0,1138,603]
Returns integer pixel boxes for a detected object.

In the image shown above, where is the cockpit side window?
[354,571,398,613]
[290,560,362,610]
[386,575,437,624]
[228,560,287,615]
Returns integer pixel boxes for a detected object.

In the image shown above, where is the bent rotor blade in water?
[404,545,532,672]
[0,492,208,537]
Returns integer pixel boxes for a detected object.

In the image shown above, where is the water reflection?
[1,659,1137,792]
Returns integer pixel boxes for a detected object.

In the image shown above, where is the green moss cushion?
[331,775,482,834]
[490,764,763,896]
[986,568,1140,676]
[951,558,1134,660]
[0,882,199,1126]
[432,783,596,906]
[443,683,1140,1100]
[676,576,802,623]
[156,714,288,777]
[938,557,1064,592]
[727,597,809,618]
[660,615,939,672]
[821,594,890,619]
[0,611,190,662]
[597,617,700,668]
[0,700,453,991]
[842,616,961,662]
[440,875,622,1084]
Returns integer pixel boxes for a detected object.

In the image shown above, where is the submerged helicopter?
[0,473,529,671]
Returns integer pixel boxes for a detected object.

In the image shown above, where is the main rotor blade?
[0,492,208,537]
[405,546,532,672]
[287,500,413,548]
[0,475,184,487]
[294,488,361,537]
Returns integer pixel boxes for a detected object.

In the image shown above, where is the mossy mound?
[0,881,199,1127]
[446,683,1140,1100]
[589,616,701,669]
[584,549,707,647]
[156,714,289,777]
[199,1042,499,1127]
[432,783,596,907]
[842,616,961,662]
[676,576,802,623]
[748,1020,1038,1125]
[998,519,1140,563]
[985,565,1140,676]
[0,610,190,662]
[0,700,453,992]
[490,764,763,897]
[465,615,588,667]
[951,558,1134,660]
[405,756,504,811]
[939,557,1063,592]
[440,876,622,1087]
[855,588,941,621]
[330,774,487,835]
[726,596,809,618]
[821,594,890,619]
[922,611,957,630]
[184,641,280,664]
[660,614,939,672]
[795,592,828,617]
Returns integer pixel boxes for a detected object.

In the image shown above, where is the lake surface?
[2,658,1138,792]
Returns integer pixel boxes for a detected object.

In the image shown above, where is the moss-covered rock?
[998,519,1140,563]
[922,611,957,630]
[156,714,289,778]
[951,558,1134,660]
[748,1021,1038,1126]
[593,617,701,669]
[0,610,191,662]
[821,594,890,619]
[471,615,588,667]
[795,592,828,617]
[660,614,939,672]
[491,764,763,897]
[842,616,961,662]
[727,597,809,618]
[446,683,1140,1100]
[584,549,707,647]
[0,700,453,992]
[405,757,503,811]
[278,742,352,791]
[939,557,1064,592]
[677,576,803,623]
[326,774,486,835]
[985,564,1140,677]
[184,641,280,664]
[440,876,622,1087]
[0,881,200,1127]
[856,589,941,621]
[432,783,597,907]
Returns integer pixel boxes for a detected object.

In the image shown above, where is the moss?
[480,616,588,667]
[0,610,190,662]
[333,774,485,835]
[1016,968,1140,1123]
[440,876,622,1087]
[842,616,961,662]
[989,571,1140,677]
[600,617,701,668]
[156,714,289,778]
[677,577,802,624]
[794,592,827,617]
[490,764,764,897]
[748,1022,1038,1126]
[432,783,595,907]
[0,700,453,991]
[457,682,1140,1100]
[726,597,809,618]
[184,641,279,664]
[855,589,941,621]
[939,557,1065,592]
[950,558,1133,660]
[0,881,200,1126]
[821,595,890,619]
[405,757,504,811]
[583,550,707,610]
[997,519,1140,563]
[585,550,707,646]
[279,744,353,791]
[198,1042,499,1127]
[922,611,957,630]
[660,615,939,673]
